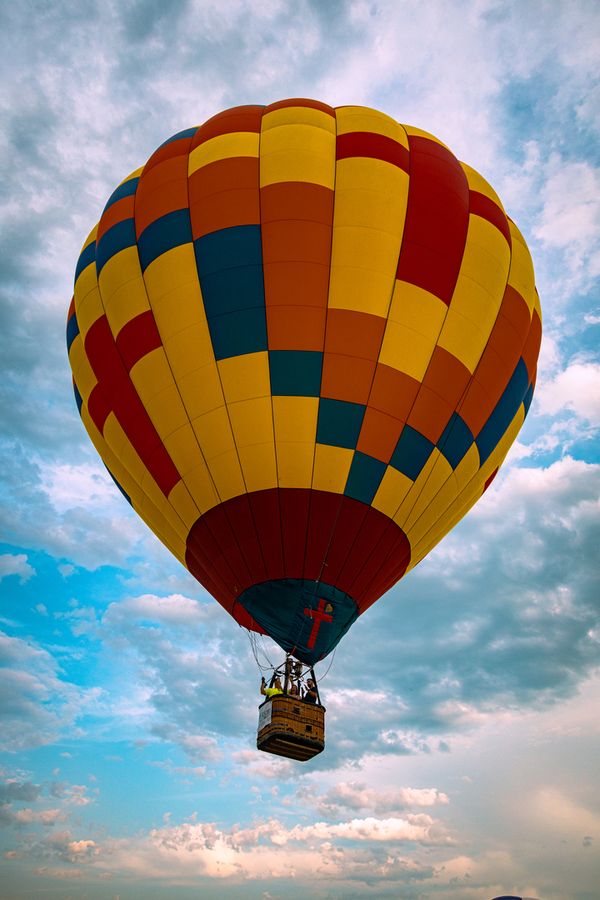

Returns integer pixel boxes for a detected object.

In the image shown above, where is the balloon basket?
[257,695,325,761]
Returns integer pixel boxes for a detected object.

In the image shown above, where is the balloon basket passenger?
[257,660,325,760]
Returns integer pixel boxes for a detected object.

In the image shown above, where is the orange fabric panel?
[407,385,454,443]
[357,406,404,463]
[261,220,332,266]
[97,195,135,242]
[421,346,471,408]
[321,353,376,404]
[266,305,326,351]
[263,261,330,308]
[261,182,334,225]
[324,309,386,361]
[369,364,421,420]
[191,105,263,147]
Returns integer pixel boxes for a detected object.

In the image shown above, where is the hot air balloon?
[66,99,541,760]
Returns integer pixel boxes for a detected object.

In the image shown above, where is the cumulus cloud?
[535,359,600,424]
[0,553,35,583]
[304,781,449,819]
[0,631,99,751]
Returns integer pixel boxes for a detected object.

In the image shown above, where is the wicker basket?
[257,694,325,761]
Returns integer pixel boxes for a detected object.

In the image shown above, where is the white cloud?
[535,360,600,424]
[0,631,99,752]
[534,158,600,283]
[0,553,35,583]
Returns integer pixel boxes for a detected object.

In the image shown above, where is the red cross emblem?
[303,598,333,648]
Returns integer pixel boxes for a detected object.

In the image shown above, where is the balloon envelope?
[67,100,541,664]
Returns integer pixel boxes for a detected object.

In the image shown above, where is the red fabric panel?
[248,490,285,580]
[203,504,252,591]
[469,190,511,247]
[336,132,409,172]
[84,316,180,496]
[364,525,411,607]
[396,136,469,305]
[223,494,267,585]
[184,489,410,624]
[279,489,311,578]
[318,496,369,586]
[303,491,345,581]
[116,310,162,369]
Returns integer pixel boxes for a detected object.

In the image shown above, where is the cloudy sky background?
[1,1,599,897]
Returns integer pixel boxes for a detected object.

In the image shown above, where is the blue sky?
[1,1,599,898]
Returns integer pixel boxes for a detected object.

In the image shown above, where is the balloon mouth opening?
[237,578,359,665]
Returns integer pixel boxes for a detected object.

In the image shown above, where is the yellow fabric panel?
[218,352,270,404]
[402,125,450,150]
[402,451,454,535]
[393,450,440,528]
[143,245,207,341]
[68,339,97,400]
[80,405,186,565]
[450,442,481,492]
[74,226,98,290]
[438,216,510,372]
[129,348,191,441]
[371,465,413,518]
[228,397,274,449]
[273,397,319,444]
[312,444,353,493]
[328,157,409,318]
[175,362,225,420]
[259,120,336,188]
[406,444,480,556]
[458,216,511,315]
[335,106,409,147]
[98,247,150,336]
[262,106,336,133]
[237,443,278,493]
[74,283,105,338]
[379,320,437,382]
[276,442,315,489]
[188,131,260,175]
[163,323,218,383]
[191,406,239,460]
[507,221,537,314]
[151,279,209,345]
[163,423,209,477]
[103,273,152,337]
[167,480,201,530]
[179,462,220,513]
[74,260,99,308]
[144,243,197,300]
[460,162,506,209]
[132,373,191,444]
[118,166,143,186]
[102,413,188,542]
[325,259,392,318]
[387,281,447,337]
[436,306,489,375]
[408,406,525,571]
[135,490,187,565]
[208,450,247,501]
